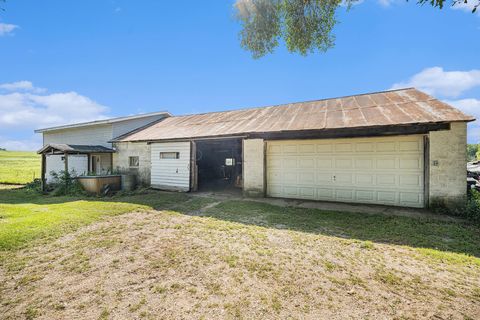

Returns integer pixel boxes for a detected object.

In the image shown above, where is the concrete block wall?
[243,139,265,197]
[113,142,152,186]
[429,122,467,207]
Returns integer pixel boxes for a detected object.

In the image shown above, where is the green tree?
[235,0,479,58]
[468,144,480,161]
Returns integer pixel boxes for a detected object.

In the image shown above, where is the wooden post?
[41,153,46,191]
[110,153,113,174]
[64,152,69,193]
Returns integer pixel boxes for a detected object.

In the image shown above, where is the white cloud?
[391,67,480,98]
[0,136,42,152]
[442,98,479,143]
[0,81,46,93]
[377,0,394,7]
[444,98,480,119]
[0,84,110,150]
[0,23,19,36]
[451,1,479,14]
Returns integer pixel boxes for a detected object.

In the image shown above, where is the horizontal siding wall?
[45,154,88,183]
[44,124,113,147]
[150,142,191,191]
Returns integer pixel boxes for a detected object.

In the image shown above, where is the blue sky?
[0,0,479,150]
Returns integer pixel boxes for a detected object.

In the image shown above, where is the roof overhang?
[37,144,115,154]
[129,122,452,144]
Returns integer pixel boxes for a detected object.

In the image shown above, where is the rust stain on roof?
[116,88,475,142]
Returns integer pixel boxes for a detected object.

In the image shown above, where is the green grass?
[0,151,40,184]
[1,187,480,268]
[0,187,212,252]
[203,200,480,264]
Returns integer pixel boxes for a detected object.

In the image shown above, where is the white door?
[151,141,191,191]
[266,135,425,208]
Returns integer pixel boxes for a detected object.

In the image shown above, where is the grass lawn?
[1,187,480,319]
[0,151,40,184]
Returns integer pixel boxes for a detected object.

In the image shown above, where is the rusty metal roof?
[38,144,115,154]
[116,88,475,142]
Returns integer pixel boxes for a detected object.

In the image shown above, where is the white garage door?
[151,141,191,191]
[266,135,425,208]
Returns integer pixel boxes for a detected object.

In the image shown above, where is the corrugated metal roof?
[116,88,475,142]
[38,144,115,154]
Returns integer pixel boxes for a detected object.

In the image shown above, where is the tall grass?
[0,151,40,184]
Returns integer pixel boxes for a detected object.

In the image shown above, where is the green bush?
[49,170,86,196]
[464,190,480,224]
[24,179,42,193]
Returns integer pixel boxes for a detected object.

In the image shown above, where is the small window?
[160,152,180,159]
[129,156,139,167]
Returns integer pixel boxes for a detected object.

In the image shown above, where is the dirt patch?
[1,209,479,319]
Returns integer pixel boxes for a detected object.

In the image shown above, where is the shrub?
[49,170,85,196]
[464,190,480,224]
[24,179,42,193]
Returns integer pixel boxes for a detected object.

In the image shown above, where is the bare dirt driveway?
[1,190,480,319]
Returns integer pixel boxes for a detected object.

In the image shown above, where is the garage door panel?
[399,140,421,152]
[399,157,422,170]
[299,158,315,168]
[317,144,333,153]
[299,144,315,153]
[335,159,352,169]
[356,190,375,201]
[377,158,396,169]
[399,174,422,187]
[317,173,333,183]
[356,174,374,185]
[356,142,374,152]
[400,192,422,206]
[377,174,396,186]
[299,187,315,198]
[317,158,333,169]
[335,173,353,184]
[335,143,353,152]
[376,141,396,152]
[355,159,373,169]
[267,135,424,208]
[317,188,334,200]
[299,172,315,184]
[284,172,297,183]
[336,189,354,200]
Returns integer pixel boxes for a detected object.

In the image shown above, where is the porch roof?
[37,144,115,154]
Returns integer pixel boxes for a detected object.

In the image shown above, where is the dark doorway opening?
[194,138,243,194]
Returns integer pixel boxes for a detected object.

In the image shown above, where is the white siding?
[44,125,113,147]
[266,135,425,208]
[150,142,191,191]
[45,154,88,182]
[112,115,165,139]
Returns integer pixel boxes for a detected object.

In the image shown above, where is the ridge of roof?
[167,87,418,119]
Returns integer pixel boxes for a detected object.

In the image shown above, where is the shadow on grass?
[1,187,480,258]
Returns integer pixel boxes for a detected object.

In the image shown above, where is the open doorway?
[194,138,243,194]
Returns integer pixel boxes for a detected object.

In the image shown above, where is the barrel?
[121,174,137,191]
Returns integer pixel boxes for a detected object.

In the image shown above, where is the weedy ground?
[0,187,479,319]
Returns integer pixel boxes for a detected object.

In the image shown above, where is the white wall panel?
[150,142,191,191]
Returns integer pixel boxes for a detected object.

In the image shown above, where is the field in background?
[0,151,40,184]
